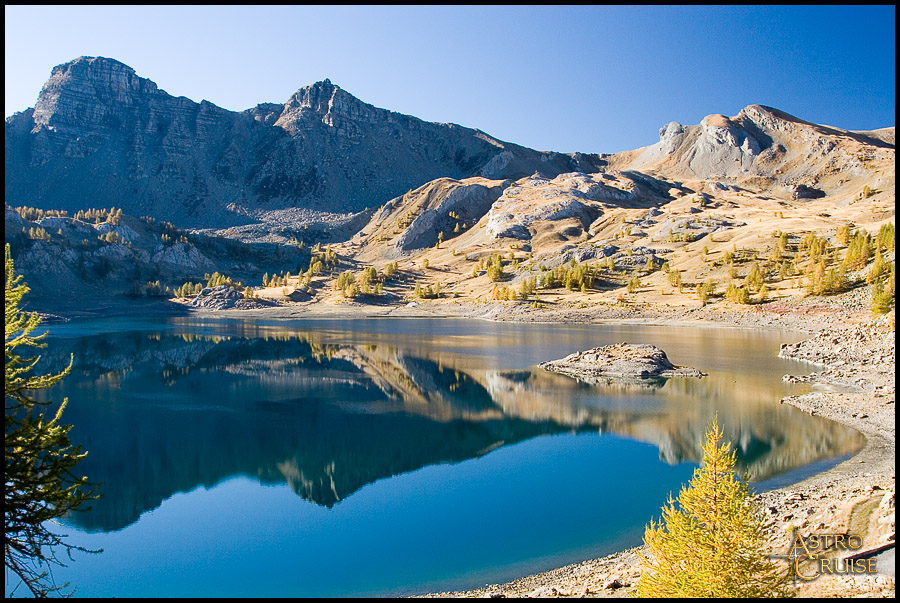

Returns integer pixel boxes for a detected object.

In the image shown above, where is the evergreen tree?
[637,418,793,598]
[5,245,100,596]
[486,254,505,282]
[627,275,641,294]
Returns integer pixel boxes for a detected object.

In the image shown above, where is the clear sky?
[4,5,895,154]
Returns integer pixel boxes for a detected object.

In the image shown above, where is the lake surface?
[8,317,863,597]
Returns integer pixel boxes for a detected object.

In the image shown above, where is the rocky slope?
[320,103,893,314]
[4,205,304,310]
[5,56,604,230]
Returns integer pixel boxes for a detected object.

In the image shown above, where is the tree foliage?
[636,418,793,598]
[5,244,99,597]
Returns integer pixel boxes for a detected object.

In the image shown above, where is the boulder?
[791,184,826,200]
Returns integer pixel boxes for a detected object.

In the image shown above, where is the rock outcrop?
[5,57,606,230]
[189,285,279,310]
[538,343,706,383]
[391,179,508,251]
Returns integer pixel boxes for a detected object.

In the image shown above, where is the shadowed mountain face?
[5,57,605,229]
[37,321,862,533]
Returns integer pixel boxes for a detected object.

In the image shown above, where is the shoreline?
[37,294,896,597]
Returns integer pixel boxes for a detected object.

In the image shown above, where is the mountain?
[5,57,893,315]
[4,204,307,311]
[607,104,894,199]
[5,57,605,230]
[332,103,892,310]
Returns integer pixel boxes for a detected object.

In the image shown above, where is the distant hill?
[5,57,604,230]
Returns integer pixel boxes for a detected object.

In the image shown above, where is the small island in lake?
[539,342,706,384]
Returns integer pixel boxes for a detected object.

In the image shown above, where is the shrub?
[843,230,872,271]
[806,262,848,296]
[836,224,852,247]
[876,222,895,253]
[745,263,765,292]
[486,254,505,282]
[871,262,895,315]
[414,281,440,299]
[334,270,358,298]
[799,233,826,263]
[697,280,716,305]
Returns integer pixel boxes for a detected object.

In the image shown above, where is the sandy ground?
[191,291,895,598]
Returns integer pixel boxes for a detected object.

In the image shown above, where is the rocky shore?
[405,296,893,598]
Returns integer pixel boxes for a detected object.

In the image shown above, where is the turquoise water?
[6,317,863,597]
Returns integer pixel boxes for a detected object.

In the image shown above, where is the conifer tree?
[637,418,793,598]
[5,245,99,596]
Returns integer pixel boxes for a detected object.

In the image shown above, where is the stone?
[189,285,278,311]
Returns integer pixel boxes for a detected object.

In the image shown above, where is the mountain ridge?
[5,56,605,229]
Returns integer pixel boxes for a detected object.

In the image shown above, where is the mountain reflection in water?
[37,318,863,533]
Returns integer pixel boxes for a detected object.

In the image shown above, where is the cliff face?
[5,57,605,229]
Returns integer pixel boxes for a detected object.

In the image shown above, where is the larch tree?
[636,417,794,598]
[5,244,100,597]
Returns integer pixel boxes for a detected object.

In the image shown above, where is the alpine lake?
[10,316,863,597]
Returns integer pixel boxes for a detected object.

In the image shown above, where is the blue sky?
[4,5,895,154]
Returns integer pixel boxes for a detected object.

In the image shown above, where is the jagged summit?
[274,77,385,134]
[48,55,140,78]
[32,56,164,130]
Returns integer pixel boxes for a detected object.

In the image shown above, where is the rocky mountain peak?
[612,100,894,190]
[274,79,383,134]
[283,78,341,113]
[32,56,162,130]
